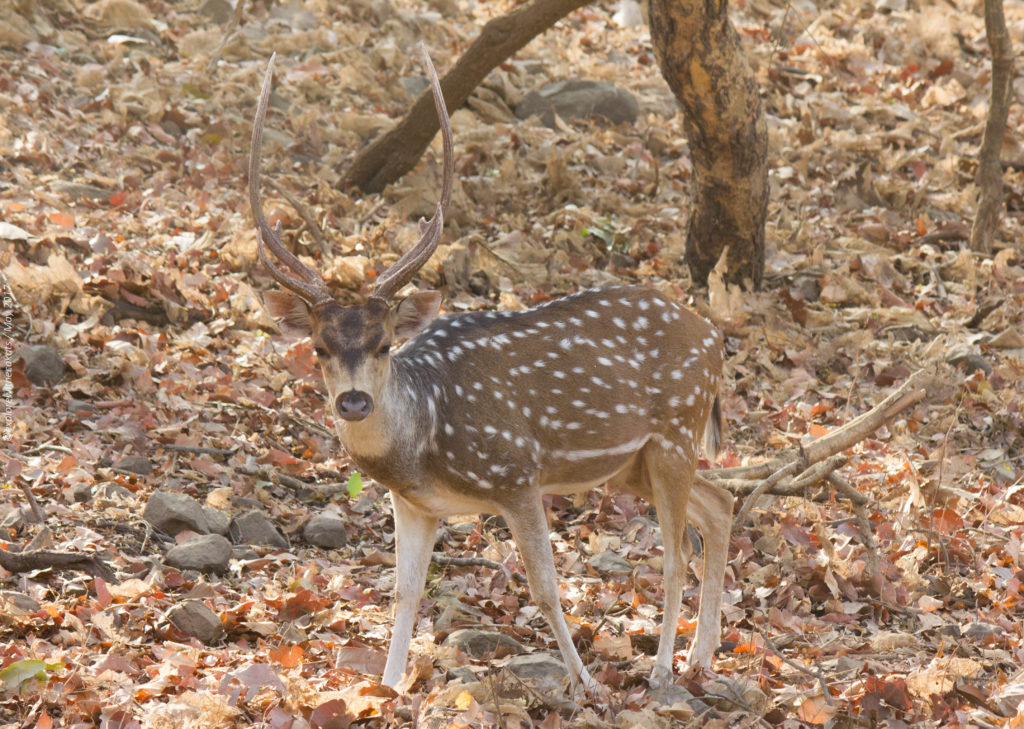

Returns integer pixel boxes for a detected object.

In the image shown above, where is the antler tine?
[373,44,453,301]
[250,54,332,305]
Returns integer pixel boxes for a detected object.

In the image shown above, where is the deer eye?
[375,342,391,357]
[313,346,328,359]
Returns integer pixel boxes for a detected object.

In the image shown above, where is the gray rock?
[1,591,41,614]
[303,513,348,549]
[964,621,1004,641]
[505,653,567,689]
[15,345,66,386]
[167,599,224,643]
[444,629,523,659]
[202,507,231,536]
[165,533,232,574]
[0,506,31,529]
[706,676,771,714]
[95,482,133,503]
[143,490,211,536]
[198,0,233,23]
[71,483,93,503]
[590,550,633,575]
[447,666,479,684]
[946,346,991,376]
[400,75,429,98]
[229,509,288,549]
[113,455,153,475]
[516,80,639,128]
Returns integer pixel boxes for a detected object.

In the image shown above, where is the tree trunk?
[970,0,1014,254]
[649,0,767,289]
[344,0,590,193]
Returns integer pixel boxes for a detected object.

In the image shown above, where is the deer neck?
[333,358,434,476]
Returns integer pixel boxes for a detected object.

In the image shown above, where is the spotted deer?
[248,48,733,693]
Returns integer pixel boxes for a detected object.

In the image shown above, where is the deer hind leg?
[643,439,699,686]
[500,488,597,694]
[684,477,733,669]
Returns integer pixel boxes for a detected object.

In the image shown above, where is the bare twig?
[237,463,310,491]
[828,473,881,580]
[161,444,237,457]
[207,400,336,440]
[18,475,46,525]
[732,461,801,525]
[735,455,847,525]
[756,628,833,706]
[431,552,528,585]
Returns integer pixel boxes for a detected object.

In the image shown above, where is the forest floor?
[1,0,1024,727]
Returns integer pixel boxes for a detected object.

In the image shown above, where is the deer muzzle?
[336,390,374,421]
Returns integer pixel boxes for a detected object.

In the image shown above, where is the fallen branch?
[344,0,591,192]
[734,455,847,526]
[0,548,117,583]
[237,463,310,491]
[712,368,930,483]
[829,472,881,581]
[700,369,931,569]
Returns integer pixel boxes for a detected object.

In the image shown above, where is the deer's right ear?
[264,291,312,335]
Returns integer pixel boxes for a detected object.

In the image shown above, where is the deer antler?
[372,44,454,301]
[249,54,332,305]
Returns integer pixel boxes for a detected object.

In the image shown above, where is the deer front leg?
[381,492,438,689]
[501,492,597,695]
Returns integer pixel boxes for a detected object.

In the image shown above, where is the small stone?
[504,653,567,689]
[964,622,1004,642]
[198,0,233,22]
[946,346,991,376]
[590,550,633,575]
[15,345,66,386]
[165,534,232,574]
[1,591,41,614]
[400,75,429,98]
[229,510,288,549]
[167,599,224,643]
[113,455,153,475]
[70,483,93,503]
[143,491,211,536]
[706,676,771,714]
[303,513,349,549]
[444,629,523,660]
[516,80,639,128]
[95,482,133,502]
[447,666,479,684]
[67,399,95,416]
[202,507,231,536]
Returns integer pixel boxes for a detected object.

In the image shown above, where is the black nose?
[336,390,373,421]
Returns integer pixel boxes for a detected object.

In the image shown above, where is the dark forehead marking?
[315,303,388,370]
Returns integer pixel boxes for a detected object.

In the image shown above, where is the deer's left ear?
[391,291,441,339]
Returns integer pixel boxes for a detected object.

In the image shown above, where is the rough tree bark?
[649,0,768,289]
[970,0,1014,254]
[344,0,590,193]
